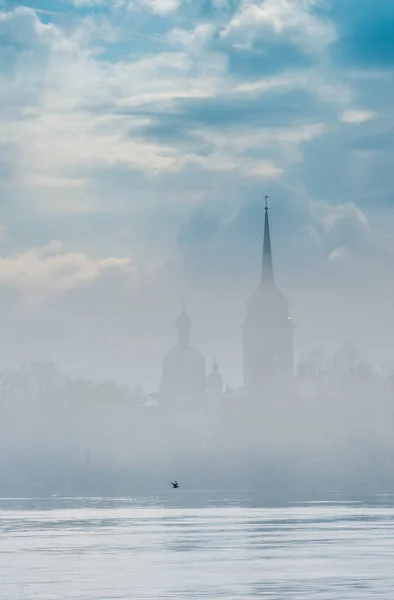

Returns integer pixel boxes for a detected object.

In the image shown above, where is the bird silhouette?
[171,481,179,489]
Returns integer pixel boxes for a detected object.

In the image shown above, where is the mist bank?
[1,345,394,499]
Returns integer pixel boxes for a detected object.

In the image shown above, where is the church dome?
[160,307,206,402]
[163,344,205,372]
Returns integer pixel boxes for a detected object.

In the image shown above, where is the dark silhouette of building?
[160,305,206,403]
[157,195,293,405]
[242,196,294,395]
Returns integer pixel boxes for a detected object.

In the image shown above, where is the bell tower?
[242,196,294,394]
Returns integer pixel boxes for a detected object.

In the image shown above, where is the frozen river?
[1,494,394,599]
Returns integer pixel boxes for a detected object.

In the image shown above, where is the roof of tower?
[175,305,191,330]
[246,194,290,321]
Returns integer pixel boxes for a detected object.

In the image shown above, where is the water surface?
[1,494,394,599]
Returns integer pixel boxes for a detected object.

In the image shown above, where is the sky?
[1,0,394,388]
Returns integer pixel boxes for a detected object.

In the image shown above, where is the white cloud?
[220,0,336,53]
[304,198,382,262]
[327,246,387,279]
[316,202,369,234]
[188,153,282,177]
[0,0,393,383]
[167,23,214,49]
[72,0,181,11]
[0,9,229,193]
[0,240,150,303]
[341,109,375,124]
[328,246,354,261]
[0,1,384,254]
[0,7,314,207]
[73,0,106,5]
[193,122,327,168]
[139,0,181,14]
[0,5,343,213]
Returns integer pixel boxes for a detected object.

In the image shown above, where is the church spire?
[261,194,274,285]
[175,303,191,347]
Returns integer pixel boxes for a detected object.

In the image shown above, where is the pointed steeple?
[243,194,294,392]
[261,194,274,285]
[175,303,191,347]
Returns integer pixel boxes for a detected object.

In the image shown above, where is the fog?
[2,0,394,511]
[1,189,394,501]
[1,199,394,501]
[1,343,394,499]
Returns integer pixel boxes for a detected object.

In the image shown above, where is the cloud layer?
[0,0,394,385]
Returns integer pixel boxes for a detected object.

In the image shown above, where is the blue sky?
[1,0,394,386]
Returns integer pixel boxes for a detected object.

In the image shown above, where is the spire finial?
[264,194,269,211]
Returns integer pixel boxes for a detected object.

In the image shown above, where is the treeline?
[0,347,393,497]
[0,361,146,408]
[0,362,153,495]
[298,344,391,389]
